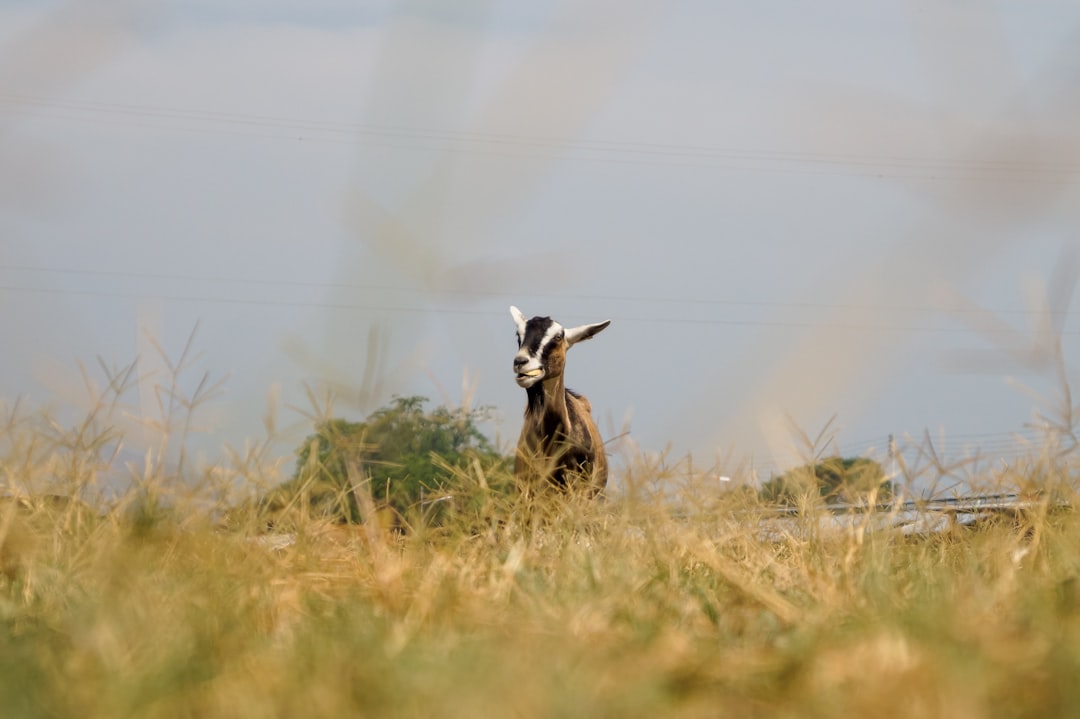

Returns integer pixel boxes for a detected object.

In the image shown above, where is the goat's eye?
[556,331,565,342]
[515,333,522,347]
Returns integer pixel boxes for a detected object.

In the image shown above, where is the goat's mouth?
[515,368,544,386]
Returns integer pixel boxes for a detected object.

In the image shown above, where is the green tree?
[267,396,509,525]
[759,456,892,506]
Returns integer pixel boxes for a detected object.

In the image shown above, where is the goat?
[510,306,611,496]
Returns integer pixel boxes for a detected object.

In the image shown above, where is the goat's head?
[510,306,610,389]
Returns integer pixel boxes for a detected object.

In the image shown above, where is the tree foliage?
[759,456,892,506]
[267,396,509,524]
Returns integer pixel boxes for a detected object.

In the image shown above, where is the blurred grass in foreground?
[2,462,1078,717]
[2,358,1080,718]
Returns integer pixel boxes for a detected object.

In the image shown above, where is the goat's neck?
[526,373,571,429]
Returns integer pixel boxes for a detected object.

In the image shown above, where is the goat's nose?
[513,355,528,370]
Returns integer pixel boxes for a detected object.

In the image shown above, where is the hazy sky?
[2,0,1080,480]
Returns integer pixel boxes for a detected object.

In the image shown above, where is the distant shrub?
[759,456,892,506]
[264,396,510,526]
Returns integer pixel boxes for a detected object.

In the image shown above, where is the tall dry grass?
[1,352,1079,718]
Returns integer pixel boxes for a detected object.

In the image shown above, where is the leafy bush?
[265,396,510,525]
[759,456,892,506]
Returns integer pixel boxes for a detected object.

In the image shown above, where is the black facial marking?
[521,316,554,357]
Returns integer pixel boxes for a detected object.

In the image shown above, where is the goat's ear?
[510,305,528,335]
[565,320,611,347]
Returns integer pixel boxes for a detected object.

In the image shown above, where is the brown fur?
[515,338,607,496]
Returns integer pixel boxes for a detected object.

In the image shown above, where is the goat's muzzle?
[513,355,544,388]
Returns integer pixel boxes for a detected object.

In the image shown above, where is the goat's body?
[509,307,610,497]
[515,381,607,496]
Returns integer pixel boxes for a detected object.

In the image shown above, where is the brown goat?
[510,306,611,496]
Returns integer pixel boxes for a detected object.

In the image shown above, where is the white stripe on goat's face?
[512,312,565,389]
[509,306,611,389]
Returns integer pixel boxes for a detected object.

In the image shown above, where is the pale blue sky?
[2,0,1079,483]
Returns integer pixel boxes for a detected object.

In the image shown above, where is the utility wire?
[4,92,1078,180]
[2,263,1077,319]
[5,282,1080,335]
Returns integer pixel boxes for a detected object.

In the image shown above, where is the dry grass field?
[2,374,1079,719]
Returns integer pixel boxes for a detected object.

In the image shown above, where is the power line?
[4,92,1079,180]
[5,281,1080,336]
[2,263,1077,318]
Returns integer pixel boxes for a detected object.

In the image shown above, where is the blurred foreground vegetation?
[2,470,1078,718]
[2,383,1080,718]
